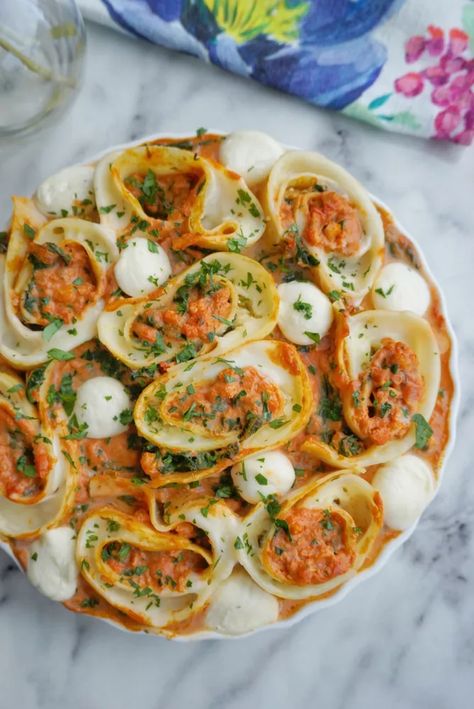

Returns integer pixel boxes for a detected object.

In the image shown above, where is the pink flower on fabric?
[452,70,474,91]
[426,26,444,56]
[434,106,461,138]
[405,35,425,63]
[453,130,474,145]
[465,108,474,130]
[431,85,454,107]
[394,72,424,97]
[424,65,449,86]
[394,24,473,145]
[449,29,469,57]
[440,54,466,74]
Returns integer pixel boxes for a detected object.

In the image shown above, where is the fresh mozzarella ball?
[73,376,131,439]
[206,569,279,635]
[220,130,285,186]
[114,237,172,297]
[373,454,435,530]
[27,527,78,601]
[277,281,333,345]
[371,262,430,315]
[35,165,95,217]
[231,451,295,504]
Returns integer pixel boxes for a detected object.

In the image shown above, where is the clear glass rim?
[0,0,87,140]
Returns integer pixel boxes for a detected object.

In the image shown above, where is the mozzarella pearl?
[114,237,171,297]
[73,376,131,439]
[231,451,295,504]
[371,262,430,315]
[206,569,279,635]
[219,130,285,186]
[372,454,435,530]
[27,527,78,601]
[35,165,95,217]
[277,281,333,345]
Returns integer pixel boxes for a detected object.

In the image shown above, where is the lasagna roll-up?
[303,310,440,468]
[98,253,278,369]
[264,151,384,300]
[76,497,239,632]
[135,340,312,486]
[95,145,266,251]
[238,470,383,600]
[0,368,75,538]
[0,198,118,368]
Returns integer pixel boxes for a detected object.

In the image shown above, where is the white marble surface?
[0,21,473,709]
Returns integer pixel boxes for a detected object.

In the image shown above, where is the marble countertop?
[1,21,472,709]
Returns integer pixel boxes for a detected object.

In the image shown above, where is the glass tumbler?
[0,0,86,139]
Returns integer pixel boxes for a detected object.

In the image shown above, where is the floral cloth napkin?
[80,0,474,146]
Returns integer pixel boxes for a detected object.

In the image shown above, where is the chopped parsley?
[99,204,116,214]
[304,331,320,344]
[43,318,64,342]
[119,408,133,425]
[375,284,395,299]
[293,294,313,320]
[274,518,292,540]
[47,373,76,416]
[26,365,47,404]
[16,454,36,478]
[321,509,334,531]
[228,231,247,253]
[106,519,121,533]
[80,598,99,608]
[236,189,260,218]
[23,223,36,239]
[64,413,88,440]
[46,242,71,264]
[175,343,198,363]
[318,376,342,421]
[412,413,433,450]
[47,348,73,361]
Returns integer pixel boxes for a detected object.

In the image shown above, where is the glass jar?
[0,0,86,139]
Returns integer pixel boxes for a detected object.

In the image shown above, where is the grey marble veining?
[0,21,472,709]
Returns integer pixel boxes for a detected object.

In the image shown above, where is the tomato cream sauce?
[349,338,423,446]
[163,366,283,437]
[280,183,363,256]
[4,134,455,638]
[124,170,201,223]
[131,280,232,349]
[263,506,355,585]
[104,544,207,593]
[0,405,50,500]
[18,241,96,326]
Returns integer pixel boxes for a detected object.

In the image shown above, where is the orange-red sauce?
[280,183,363,256]
[163,366,283,437]
[20,242,96,326]
[0,404,50,500]
[349,338,424,446]
[263,507,355,585]
[132,282,232,347]
[105,544,206,593]
[125,170,201,223]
